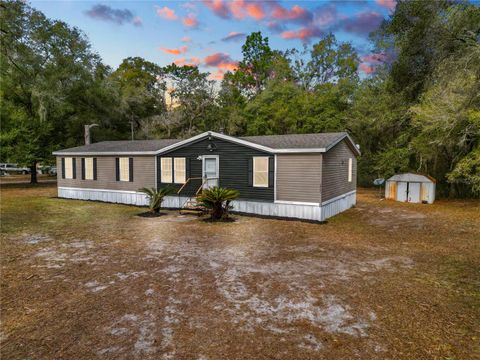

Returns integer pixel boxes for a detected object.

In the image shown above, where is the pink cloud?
[181,2,197,11]
[340,11,384,34]
[204,52,238,71]
[209,69,225,80]
[181,36,191,43]
[271,3,311,21]
[174,57,200,66]
[281,26,323,42]
[155,6,178,20]
[182,14,199,28]
[221,31,246,42]
[359,63,375,74]
[245,2,265,20]
[313,3,338,28]
[203,0,265,21]
[174,58,186,66]
[159,46,188,55]
[361,53,388,64]
[202,0,230,19]
[376,0,397,11]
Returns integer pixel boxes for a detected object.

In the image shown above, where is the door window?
[203,157,218,188]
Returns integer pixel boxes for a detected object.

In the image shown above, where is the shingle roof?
[53,131,358,155]
[53,139,180,154]
[241,132,347,149]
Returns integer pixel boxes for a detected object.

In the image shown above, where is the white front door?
[202,156,219,188]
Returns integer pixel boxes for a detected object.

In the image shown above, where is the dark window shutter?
[81,158,85,180]
[129,158,134,182]
[248,158,253,186]
[185,157,190,179]
[61,158,65,179]
[115,158,120,181]
[268,157,274,188]
[93,158,97,180]
[72,158,76,179]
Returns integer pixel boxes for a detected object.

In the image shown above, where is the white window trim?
[119,157,130,182]
[348,158,353,182]
[64,157,73,179]
[174,157,186,184]
[84,158,94,180]
[161,157,173,183]
[253,156,269,188]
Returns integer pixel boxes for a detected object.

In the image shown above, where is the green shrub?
[139,186,175,214]
[197,187,240,220]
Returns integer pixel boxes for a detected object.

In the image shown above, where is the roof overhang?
[155,131,274,154]
[52,151,158,156]
[52,131,361,156]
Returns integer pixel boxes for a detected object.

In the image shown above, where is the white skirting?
[320,190,357,221]
[58,187,356,222]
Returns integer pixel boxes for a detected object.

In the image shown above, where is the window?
[161,157,172,183]
[84,158,94,180]
[64,157,73,179]
[119,157,130,182]
[348,158,353,182]
[253,157,269,187]
[174,158,186,184]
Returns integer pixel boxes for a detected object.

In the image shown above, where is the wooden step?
[179,208,205,215]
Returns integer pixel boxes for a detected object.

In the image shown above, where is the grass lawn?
[1,184,479,359]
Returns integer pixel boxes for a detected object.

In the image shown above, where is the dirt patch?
[201,216,237,223]
[1,186,479,359]
[137,211,166,218]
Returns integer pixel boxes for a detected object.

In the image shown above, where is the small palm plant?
[197,187,240,220]
[139,186,175,214]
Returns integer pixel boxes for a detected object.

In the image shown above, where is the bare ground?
[1,185,479,359]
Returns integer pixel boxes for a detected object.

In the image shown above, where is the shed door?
[396,182,408,202]
[408,182,421,203]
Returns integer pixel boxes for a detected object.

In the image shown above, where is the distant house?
[385,173,436,204]
[52,131,360,221]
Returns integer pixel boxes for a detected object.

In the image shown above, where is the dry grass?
[1,184,479,359]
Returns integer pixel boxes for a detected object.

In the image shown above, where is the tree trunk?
[30,161,37,184]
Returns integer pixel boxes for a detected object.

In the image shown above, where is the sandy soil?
[1,185,479,359]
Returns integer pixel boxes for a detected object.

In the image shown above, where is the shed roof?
[387,173,435,183]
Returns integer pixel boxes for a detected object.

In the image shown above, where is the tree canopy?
[1,0,479,196]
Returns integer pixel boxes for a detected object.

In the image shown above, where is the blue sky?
[30,1,397,78]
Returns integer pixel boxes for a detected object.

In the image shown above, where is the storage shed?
[385,173,436,204]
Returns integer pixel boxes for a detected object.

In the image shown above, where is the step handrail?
[177,177,203,195]
[195,177,219,196]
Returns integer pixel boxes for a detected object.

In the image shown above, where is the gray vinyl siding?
[56,156,155,191]
[276,154,322,203]
[157,137,274,202]
[321,139,357,202]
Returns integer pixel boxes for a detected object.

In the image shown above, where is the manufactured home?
[53,131,360,221]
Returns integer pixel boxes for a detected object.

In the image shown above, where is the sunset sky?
[31,0,397,79]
